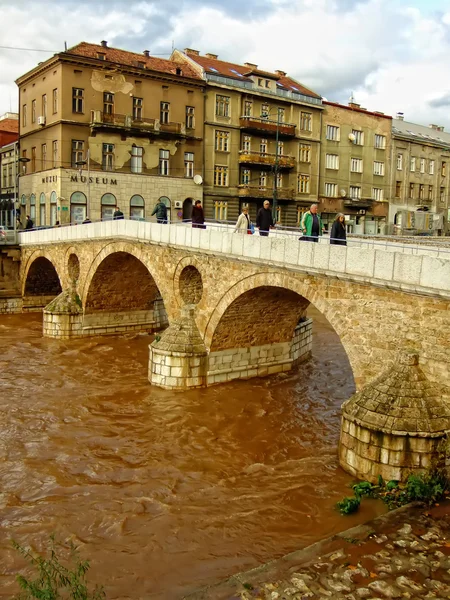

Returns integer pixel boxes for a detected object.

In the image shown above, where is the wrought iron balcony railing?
[238,151,296,168]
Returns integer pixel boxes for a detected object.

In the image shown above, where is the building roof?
[0,118,19,134]
[184,50,321,99]
[392,118,450,149]
[324,100,392,120]
[65,42,202,80]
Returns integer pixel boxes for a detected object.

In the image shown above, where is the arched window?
[30,194,36,220]
[50,192,57,226]
[101,193,116,220]
[130,195,144,220]
[21,194,26,206]
[70,191,87,224]
[39,192,46,226]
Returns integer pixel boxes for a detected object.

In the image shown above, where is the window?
[50,191,57,226]
[420,158,425,173]
[32,99,36,123]
[159,102,169,124]
[71,140,84,168]
[159,149,169,175]
[103,92,114,115]
[131,146,143,174]
[1,167,6,188]
[42,94,47,118]
[326,124,339,141]
[326,154,339,170]
[440,187,445,203]
[276,172,283,188]
[101,193,116,221]
[258,78,263,87]
[373,188,383,201]
[241,168,250,184]
[442,161,447,177]
[429,160,435,175]
[277,107,285,123]
[22,104,27,127]
[184,152,194,177]
[102,143,114,171]
[349,185,361,199]
[373,161,385,176]
[277,141,284,156]
[261,103,269,119]
[215,95,230,117]
[419,184,424,200]
[41,144,47,170]
[260,139,268,154]
[299,144,311,163]
[242,135,251,152]
[265,80,270,88]
[52,140,58,168]
[186,106,195,128]
[39,193,46,226]
[325,183,337,197]
[300,112,312,131]
[31,147,36,172]
[243,100,252,116]
[428,185,433,200]
[22,150,27,173]
[409,183,415,198]
[52,88,58,113]
[298,174,310,193]
[395,181,401,197]
[215,130,229,152]
[133,97,143,120]
[130,195,145,220]
[374,134,386,149]
[397,153,403,170]
[72,88,84,113]
[351,157,363,173]
[351,129,364,145]
[259,171,267,187]
[70,191,87,223]
[214,201,228,221]
[214,165,228,186]
[410,157,416,172]
[30,194,36,220]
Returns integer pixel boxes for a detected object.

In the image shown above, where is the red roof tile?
[66,42,202,80]
[185,51,321,99]
[0,119,19,134]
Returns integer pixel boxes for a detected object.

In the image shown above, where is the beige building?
[172,49,323,226]
[16,41,205,225]
[390,116,450,234]
[319,100,392,234]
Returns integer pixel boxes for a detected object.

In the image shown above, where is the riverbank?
[186,500,450,599]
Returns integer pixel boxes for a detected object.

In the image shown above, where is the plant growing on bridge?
[12,536,105,600]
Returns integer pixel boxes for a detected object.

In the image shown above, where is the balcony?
[159,121,186,135]
[238,151,296,169]
[343,197,374,208]
[238,185,295,200]
[240,116,296,137]
[90,111,186,137]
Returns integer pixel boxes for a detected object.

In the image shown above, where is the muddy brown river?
[0,308,385,599]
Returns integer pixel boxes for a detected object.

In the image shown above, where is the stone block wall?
[43,312,83,339]
[23,295,55,312]
[339,418,441,483]
[149,348,207,389]
[0,297,23,314]
[82,309,156,336]
[291,318,313,364]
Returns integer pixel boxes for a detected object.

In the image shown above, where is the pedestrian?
[113,206,124,220]
[25,215,33,230]
[330,213,347,246]
[82,216,92,224]
[151,199,168,224]
[234,206,251,234]
[191,200,206,229]
[256,200,274,236]
[16,218,23,230]
[300,203,324,242]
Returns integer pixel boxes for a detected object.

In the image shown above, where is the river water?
[0,308,385,599]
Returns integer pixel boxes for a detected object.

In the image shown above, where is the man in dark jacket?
[191,200,205,229]
[113,207,124,220]
[151,200,168,224]
[256,200,274,236]
[25,215,34,230]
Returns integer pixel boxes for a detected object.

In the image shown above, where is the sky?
[1,0,450,128]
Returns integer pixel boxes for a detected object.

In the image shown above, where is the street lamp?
[13,145,30,234]
[75,149,90,219]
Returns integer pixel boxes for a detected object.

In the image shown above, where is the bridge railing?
[18,218,450,297]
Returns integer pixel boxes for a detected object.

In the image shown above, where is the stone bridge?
[18,220,450,391]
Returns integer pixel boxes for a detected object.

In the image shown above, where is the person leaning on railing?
[330,213,347,246]
[300,203,324,242]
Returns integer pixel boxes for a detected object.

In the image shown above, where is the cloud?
[1,0,450,130]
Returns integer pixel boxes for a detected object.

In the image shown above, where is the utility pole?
[272,108,280,224]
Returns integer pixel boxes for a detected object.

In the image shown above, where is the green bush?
[336,496,361,515]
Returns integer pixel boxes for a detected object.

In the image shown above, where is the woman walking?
[191,200,206,229]
[234,206,251,234]
[330,213,347,246]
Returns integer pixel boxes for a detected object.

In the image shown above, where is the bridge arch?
[22,251,63,298]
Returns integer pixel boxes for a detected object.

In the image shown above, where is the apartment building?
[319,100,392,234]
[16,41,205,225]
[391,116,450,234]
[173,48,323,226]
[0,112,19,148]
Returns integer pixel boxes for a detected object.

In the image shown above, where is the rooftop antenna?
[349,91,355,104]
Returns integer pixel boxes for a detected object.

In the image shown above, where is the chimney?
[348,101,361,109]
[244,62,257,69]
[205,53,218,59]
[101,40,108,48]
[275,70,286,77]
[143,50,150,57]
[396,112,404,120]
[185,48,200,56]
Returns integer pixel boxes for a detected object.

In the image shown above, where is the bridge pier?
[43,287,83,339]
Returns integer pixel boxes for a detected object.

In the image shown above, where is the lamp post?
[272,107,281,224]
[14,148,30,236]
[75,149,90,219]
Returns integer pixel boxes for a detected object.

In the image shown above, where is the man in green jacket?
[152,200,168,224]
[300,203,324,242]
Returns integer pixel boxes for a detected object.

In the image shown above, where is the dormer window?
[97,52,106,60]
[258,78,263,87]
[265,80,270,88]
